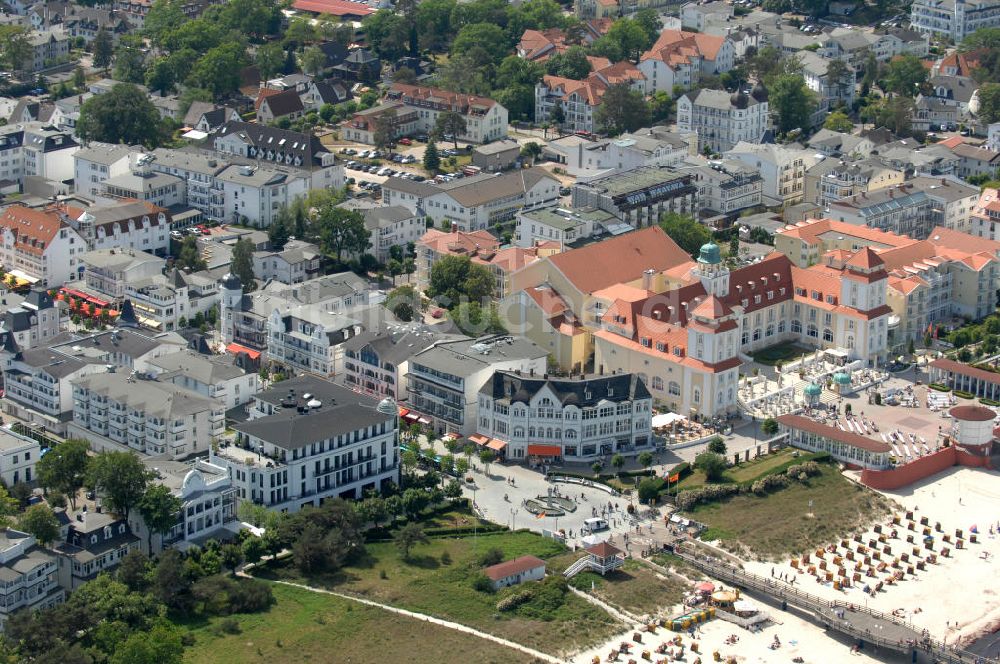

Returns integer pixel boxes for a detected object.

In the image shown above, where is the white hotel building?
[214,376,399,512]
[475,371,654,462]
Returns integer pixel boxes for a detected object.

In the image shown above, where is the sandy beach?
[740,466,1000,649]
[568,592,902,664]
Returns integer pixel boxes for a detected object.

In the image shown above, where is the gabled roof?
[0,205,73,257]
[689,294,732,319]
[259,88,304,118]
[483,555,546,581]
[845,247,884,271]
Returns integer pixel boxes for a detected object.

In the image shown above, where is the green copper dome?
[833,372,851,385]
[697,241,721,265]
[804,382,822,396]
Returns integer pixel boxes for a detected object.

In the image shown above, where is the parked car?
[398,137,412,145]
[559,186,571,196]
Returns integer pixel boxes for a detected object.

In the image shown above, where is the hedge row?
[954,390,975,399]
[980,398,1000,407]
[928,383,952,392]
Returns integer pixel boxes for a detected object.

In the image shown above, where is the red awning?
[398,408,410,417]
[487,439,508,452]
[469,434,490,446]
[226,342,261,360]
[527,444,562,457]
[444,432,460,440]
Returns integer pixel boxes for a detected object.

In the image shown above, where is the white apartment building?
[266,305,362,378]
[69,372,225,459]
[73,142,141,199]
[342,84,508,145]
[910,175,980,235]
[725,142,819,207]
[26,29,70,73]
[534,76,604,135]
[0,288,60,350]
[639,30,735,94]
[0,122,79,188]
[78,248,165,300]
[130,457,241,554]
[65,201,172,257]
[342,323,452,401]
[0,530,63,631]
[357,205,426,264]
[212,122,344,194]
[406,335,548,436]
[804,158,905,208]
[216,163,313,228]
[0,426,40,487]
[252,240,323,285]
[680,1,732,31]
[476,371,654,462]
[828,181,970,240]
[515,206,618,249]
[799,51,856,124]
[215,376,400,511]
[677,86,769,154]
[0,204,87,286]
[146,350,260,410]
[543,128,697,178]
[125,269,220,332]
[382,168,561,232]
[689,159,764,215]
[911,0,1000,41]
[53,507,140,589]
[98,156,185,210]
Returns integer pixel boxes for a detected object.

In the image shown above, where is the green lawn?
[252,531,623,657]
[683,465,894,560]
[750,342,811,366]
[563,558,688,617]
[183,583,534,664]
[676,448,804,491]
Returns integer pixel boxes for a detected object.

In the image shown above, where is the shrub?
[478,547,504,567]
[440,551,452,565]
[220,617,241,634]
[496,589,532,611]
[980,397,1000,406]
[954,390,974,399]
[471,573,494,593]
[928,383,951,392]
[750,474,790,495]
[676,483,740,510]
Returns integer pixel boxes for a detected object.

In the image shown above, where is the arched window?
[566,429,577,439]
[513,427,524,438]
[791,320,801,334]
[846,335,855,349]
[807,323,818,337]
[823,328,834,342]
[652,376,664,390]
[528,427,535,437]
[668,381,681,396]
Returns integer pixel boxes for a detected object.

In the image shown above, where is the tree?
[109,619,183,664]
[314,204,370,261]
[394,522,429,560]
[114,34,148,83]
[188,43,245,100]
[544,46,591,80]
[143,0,186,46]
[978,83,1000,124]
[883,54,928,97]
[176,234,207,272]
[18,504,60,546]
[825,57,853,101]
[301,45,327,77]
[86,451,152,522]
[549,101,566,134]
[761,417,779,437]
[593,17,652,63]
[423,139,441,172]
[694,452,727,482]
[268,208,291,250]
[611,453,625,474]
[707,436,727,455]
[649,90,675,123]
[36,438,90,509]
[372,108,397,150]
[659,211,711,257]
[386,284,420,321]
[591,461,603,475]
[118,549,151,591]
[73,65,86,91]
[256,41,286,80]
[137,484,182,554]
[520,141,542,164]
[78,83,165,148]
[230,237,256,292]
[449,301,505,336]
[770,73,816,134]
[435,111,468,148]
[478,448,495,475]
[428,254,495,306]
[451,23,509,66]
[869,95,914,136]
[594,83,651,136]
[455,456,469,477]
[637,477,660,503]
[638,451,654,470]
[824,109,854,133]
[0,26,32,73]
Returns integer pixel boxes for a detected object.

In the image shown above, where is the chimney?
[642,268,655,291]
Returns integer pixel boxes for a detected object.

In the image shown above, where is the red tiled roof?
[930,358,1000,386]
[388,83,497,112]
[547,226,691,295]
[0,205,70,257]
[777,414,891,453]
[949,405,996,422]
[484,555,546,581]
[845,247,885,270]
[586,541,624,558]
[689,294,732,320]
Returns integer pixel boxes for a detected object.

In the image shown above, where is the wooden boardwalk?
[675,546,995,664]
